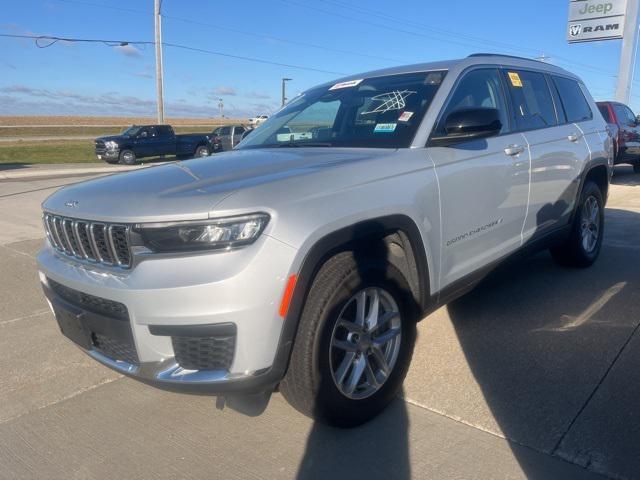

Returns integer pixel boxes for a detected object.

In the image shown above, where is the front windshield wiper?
[273,142,333,148]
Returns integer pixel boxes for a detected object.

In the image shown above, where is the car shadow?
[611,164,640,186]
[296,396,411,480]
[445,206,640,476]
[0,162,29,171]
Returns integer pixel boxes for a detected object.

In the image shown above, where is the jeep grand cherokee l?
[38,54,612,427]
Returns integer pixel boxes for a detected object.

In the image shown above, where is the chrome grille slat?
[42,213,132,269]
[72,221,88,259]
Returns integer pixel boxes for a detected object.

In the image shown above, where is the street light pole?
[281,77,292,107]
[154,0,165,124]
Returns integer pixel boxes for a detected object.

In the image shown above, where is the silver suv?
[38,54,612,426]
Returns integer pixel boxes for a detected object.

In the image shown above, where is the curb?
[0,162,170,180]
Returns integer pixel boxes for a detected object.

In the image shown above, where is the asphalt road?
[1,167,639,479]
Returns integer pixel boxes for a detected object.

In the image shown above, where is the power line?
[283,0,619,79]
[50,0,406,65]
[162,14,409,64]
[0,33,152,48]
[0,33,345,75]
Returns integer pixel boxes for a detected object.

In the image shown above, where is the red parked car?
[597,101,640,173]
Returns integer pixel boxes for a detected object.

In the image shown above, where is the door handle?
[504,144,525,156]
[567,133,582,142]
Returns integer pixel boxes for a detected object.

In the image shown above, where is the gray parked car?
[209,124,248,152]
[38,54,612,427]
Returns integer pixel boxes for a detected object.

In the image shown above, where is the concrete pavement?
[0,167,639,479]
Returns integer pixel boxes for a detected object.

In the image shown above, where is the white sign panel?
[569,0,627,21]
[568,0,627,42]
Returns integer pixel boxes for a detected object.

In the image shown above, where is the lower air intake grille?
[48,278,129,321]
[172,335,235,371]
[91,332,139,365]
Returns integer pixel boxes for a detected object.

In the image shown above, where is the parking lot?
[0,166,639,479]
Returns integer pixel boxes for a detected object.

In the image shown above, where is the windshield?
[237,71,446,150]
[122,126,142,137]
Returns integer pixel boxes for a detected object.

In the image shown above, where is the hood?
[96,135,127,142]
[42,147,393,223]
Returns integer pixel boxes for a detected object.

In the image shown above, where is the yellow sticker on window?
[508,72,523,88]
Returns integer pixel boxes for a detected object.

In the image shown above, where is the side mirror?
[636,114,640,126]
[138,131,148,138]
[430,108,502,146]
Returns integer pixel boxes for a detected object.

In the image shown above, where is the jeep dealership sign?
[567,0,627,42]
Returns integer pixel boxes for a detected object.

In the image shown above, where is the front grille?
[48,278,129,321]
[43,213,132,268]
[91,332,139,365]
[172,335,235,371]
[95,140,106,154]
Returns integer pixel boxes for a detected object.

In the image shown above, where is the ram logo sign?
[567,0,627,42]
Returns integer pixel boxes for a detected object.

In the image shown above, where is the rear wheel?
[550,181,604,267]
[195,145,209,158]
[119,149,137,165]
[280,251,417,427]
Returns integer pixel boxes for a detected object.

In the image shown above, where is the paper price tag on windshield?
[398,111,414,122]
[508,72,523,88]
[329,79,363,90]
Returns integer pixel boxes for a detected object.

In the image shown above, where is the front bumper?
[95,149,119,160]
[37,234,299,394]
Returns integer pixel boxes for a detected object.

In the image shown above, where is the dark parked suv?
[597,101,640,172]
[95,125,210,165]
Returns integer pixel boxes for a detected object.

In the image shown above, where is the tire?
[119,149,137,165]
[195,145,209,158]
[280,251,417,427]
[550,181,604,268]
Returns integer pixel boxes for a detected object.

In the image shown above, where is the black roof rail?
[468,53,548,64]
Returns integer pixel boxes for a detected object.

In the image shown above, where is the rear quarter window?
[553,76,593,123]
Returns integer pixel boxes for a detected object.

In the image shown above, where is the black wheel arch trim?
[570,157,611,223]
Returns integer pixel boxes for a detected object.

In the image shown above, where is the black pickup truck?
[95,125,210,164]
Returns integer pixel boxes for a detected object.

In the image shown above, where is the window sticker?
[374,123,397,133]
[362,90,416,115]
[329,79,363,90]
[398,111,414,122]
[508,72,523,88]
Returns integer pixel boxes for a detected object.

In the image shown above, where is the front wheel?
[280,251,417,427]
[119,149,137,165]
[550,181,604,267]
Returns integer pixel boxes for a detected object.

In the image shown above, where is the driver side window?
[436,68,509,137]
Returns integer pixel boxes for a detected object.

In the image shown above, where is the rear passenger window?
[503,70,557,130]
[598,105,611,123]
[553,76,593,123]
[436,68,510,136]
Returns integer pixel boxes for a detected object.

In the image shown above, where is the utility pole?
[281,77,292,107]
[615,0,640,103]
[154,0,165,123]
[218,98,224,118]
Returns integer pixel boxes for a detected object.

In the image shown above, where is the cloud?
[245,91,272,100]
[0,84,239,118]
[212,86,237,96]
[114,44,143,58]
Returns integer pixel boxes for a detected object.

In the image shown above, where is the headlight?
[133,213,270,253]
[105,141,119,149]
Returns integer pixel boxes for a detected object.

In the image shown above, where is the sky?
[0,0,638,118]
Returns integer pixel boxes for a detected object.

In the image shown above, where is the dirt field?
[0,116,247,126]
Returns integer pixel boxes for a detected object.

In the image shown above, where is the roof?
[318,53,578,88]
